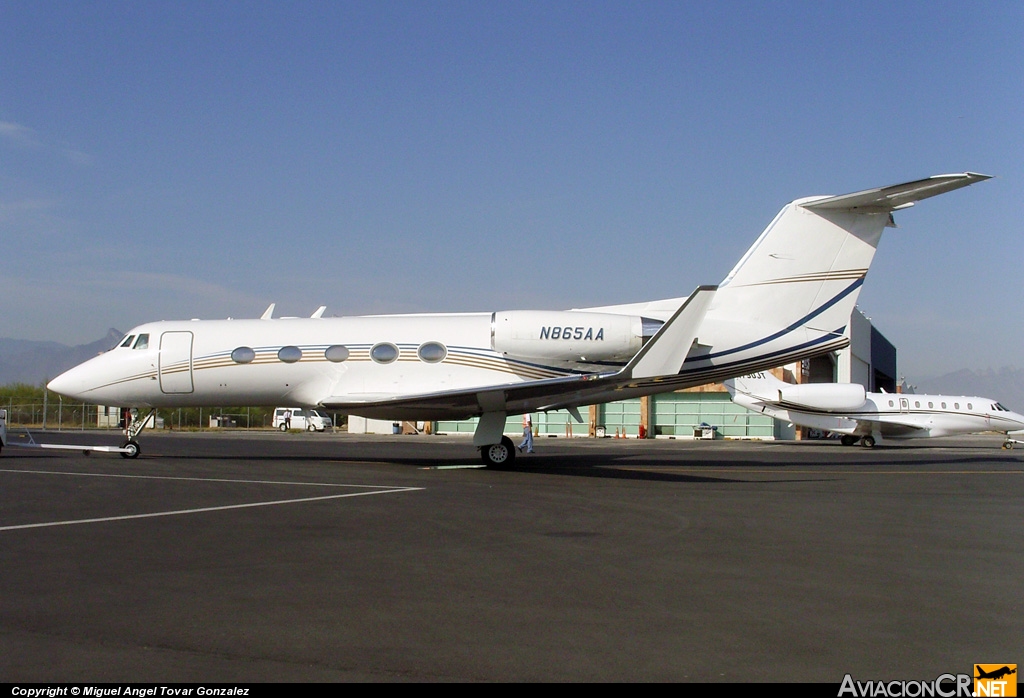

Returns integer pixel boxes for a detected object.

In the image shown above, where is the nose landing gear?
[120,408,155,459]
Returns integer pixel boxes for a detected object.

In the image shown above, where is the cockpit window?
[133,334,149,350]
[120,335,136,348]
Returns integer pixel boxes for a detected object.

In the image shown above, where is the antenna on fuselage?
[261,303,276,320]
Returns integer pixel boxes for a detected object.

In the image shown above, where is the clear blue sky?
[1,1,1021,379]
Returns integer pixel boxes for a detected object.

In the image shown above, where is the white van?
[273,408,332,432]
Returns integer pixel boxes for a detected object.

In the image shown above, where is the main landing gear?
[474,411,517,468]
[840,434,875,448]
[120,407,155,459]
[480,436,516,468]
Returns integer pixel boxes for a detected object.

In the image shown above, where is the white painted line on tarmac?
[424,464,487,470]
[0,468,423,532]
[0,488,421,532]
[0,468,408,488]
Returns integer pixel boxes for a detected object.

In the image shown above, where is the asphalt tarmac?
[1,430,1020,682]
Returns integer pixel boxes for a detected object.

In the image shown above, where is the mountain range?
[913,368,1024,413]
[0,330,122,387]
[3,331,1023,412]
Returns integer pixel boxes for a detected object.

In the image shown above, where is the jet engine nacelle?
[492,311,644,363]
[778,383,867,412]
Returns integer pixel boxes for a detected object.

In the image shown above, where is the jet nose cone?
[47,373,68,394]
[47,366,88,400]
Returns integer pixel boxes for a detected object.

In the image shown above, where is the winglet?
[260,303,276,320]
[626,286,716,380]
[311,306,327,318]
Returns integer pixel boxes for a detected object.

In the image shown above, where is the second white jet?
[726,372,1024,448]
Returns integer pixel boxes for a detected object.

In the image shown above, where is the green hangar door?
[159,331,194,394]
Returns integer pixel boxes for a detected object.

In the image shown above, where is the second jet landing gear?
[120,407,155,459]
[839,434,876,448]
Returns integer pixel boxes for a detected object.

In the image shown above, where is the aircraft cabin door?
[159,331,194,394]
[899,397,910,413]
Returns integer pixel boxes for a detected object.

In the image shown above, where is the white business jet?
[47,173,989,465]
[725,371,1024,448]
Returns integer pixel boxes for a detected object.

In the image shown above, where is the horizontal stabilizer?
[801,172,991,213]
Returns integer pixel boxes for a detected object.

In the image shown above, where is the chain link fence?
[1,400,279,431]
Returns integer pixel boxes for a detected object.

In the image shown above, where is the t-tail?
[681,173,991,383]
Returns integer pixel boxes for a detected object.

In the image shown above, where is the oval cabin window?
[370,343,399,364]
[417,342,447,364]
[231,346,256,364]
[278,346,302,363]
[325,345,350,362]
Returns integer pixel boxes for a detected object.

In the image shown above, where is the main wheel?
[120,440,140,459]
[840,435,857,447]
[480,436,516,468]
[860,435,875,448]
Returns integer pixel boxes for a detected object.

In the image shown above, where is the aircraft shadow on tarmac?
[5,432,1020,485]
[0,445,855,485]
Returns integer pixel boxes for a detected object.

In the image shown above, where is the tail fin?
[693,173,990,374]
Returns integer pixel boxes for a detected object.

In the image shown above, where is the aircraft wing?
[869,419,929,438]
[321,286,717,420]
[321,371,619,420]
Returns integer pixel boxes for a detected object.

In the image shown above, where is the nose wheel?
[119,408,155,459]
